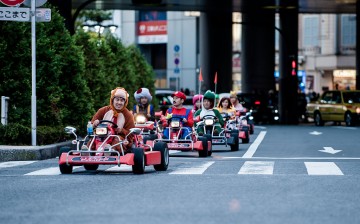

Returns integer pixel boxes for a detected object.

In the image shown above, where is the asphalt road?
[1,123,359,224]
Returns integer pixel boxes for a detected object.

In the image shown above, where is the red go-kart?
[147,114,211,157]
[58,120,169,174]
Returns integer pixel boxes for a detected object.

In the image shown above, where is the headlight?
[356,107,360,114]
[95,127,108,135]
[170,121,180,128]
[135,115,147,124]
[204,119,214,126]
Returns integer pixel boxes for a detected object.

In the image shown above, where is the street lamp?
[82,23,118,38]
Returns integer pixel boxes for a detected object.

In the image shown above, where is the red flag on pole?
[199,68,203,81]
[214,72,218,84]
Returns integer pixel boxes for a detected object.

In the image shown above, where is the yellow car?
[306,90,360,126]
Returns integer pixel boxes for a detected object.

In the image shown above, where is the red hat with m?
[172,91,186,100]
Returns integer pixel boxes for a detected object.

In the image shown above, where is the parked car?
[306,90,360,126]
[155,89,193,114]
[155,89,173,115]
[236,92,279,124]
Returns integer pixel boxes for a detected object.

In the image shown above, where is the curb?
[0,141,72,162]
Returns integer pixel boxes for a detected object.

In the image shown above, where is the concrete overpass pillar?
[199,3,232,93]
[48,0,74,34]
[241,3,275,94]
[279,0,299,124]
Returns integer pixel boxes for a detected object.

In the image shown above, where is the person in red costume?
[90,87,135,153]
[162,91,194,139]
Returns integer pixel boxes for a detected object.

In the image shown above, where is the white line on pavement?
[106,165,132,172]
[169,161,215,175]
[238,161,274,175]
[24,166,81,176]
[242,131,267,158]
[304,162,344,175]
[0,161,37,169]
[222,157,360,160]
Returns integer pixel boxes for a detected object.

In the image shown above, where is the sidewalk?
[0,141,72,162]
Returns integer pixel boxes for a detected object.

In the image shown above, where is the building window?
[303,15,319,48]
[341,14,356,48]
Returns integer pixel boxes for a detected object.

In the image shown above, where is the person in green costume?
[194,90,224,135]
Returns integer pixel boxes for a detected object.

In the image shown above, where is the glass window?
[341,14,356,47]
[303,16,319,47]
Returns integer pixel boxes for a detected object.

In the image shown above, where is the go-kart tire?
[153,142,169,171]
[204,134,212,156]
[84,164,99,171]
[132,147,145,174]
[198,137,208,157]
[59,147,73,174]
[242,131,250,144]
[230,130,239,151]
[249,124,254,135]
[143,134,157,144]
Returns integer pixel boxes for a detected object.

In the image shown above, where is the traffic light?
[291,59,296,76]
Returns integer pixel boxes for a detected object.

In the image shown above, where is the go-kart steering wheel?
[202,115,217,120]
[99,120,118,128]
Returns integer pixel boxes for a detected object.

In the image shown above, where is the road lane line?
[242,131,267,158]
[24,166,81,175]
[169,150,181,155]
[169,161,215,175]
[238,161,274,175]
[0,161,37,169]
[304,162,343,175]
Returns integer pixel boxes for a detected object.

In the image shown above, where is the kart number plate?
[72,156,116,162]
[168,143,191,148]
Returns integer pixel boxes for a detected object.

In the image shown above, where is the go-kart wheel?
[249,124,254,135]
[204,134,212,156]
[242,131,250,144]
[153,142,169,171]
[132,147,145,174]
[198,137,208,157]
[84,164,99,171]
[230,130,239,151]
[143,134,157,144]
[59,147,73,174]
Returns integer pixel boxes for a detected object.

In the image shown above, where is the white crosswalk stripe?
[25,166,81,176]
[106,165,132,172]
[304,162,344,175]
[0,161,37,169]
[0,160,352,176]
[169,161,215,175]
[238,161,274,175]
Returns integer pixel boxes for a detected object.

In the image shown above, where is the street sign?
[23,0,47,7]
[0,7,29,21]
[0,0,25,6]
[35,8,51,22]
[0,7,51,22]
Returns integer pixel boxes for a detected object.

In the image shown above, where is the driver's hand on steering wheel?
[182,118,187,123]
[116,127,122,134]
[93,119,100,127]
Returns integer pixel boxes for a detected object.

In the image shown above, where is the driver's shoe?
[81,145,90,156]
[213,129,219,136]
[104,144,111,156]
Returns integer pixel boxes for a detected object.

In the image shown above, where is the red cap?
[172,91,186,100]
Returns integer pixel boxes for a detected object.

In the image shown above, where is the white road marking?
[304,162,343,175]
[25,166,81,176]
[0,161,37,169]
[309,131,322,135]
[106,165,132,172]
[221,157,360,160]
[319,146,342,154]
[169,161,215,175]
[169,150,181,155]
[238,161,274,175]
[242,131,266,158]
[332,126,357,130]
